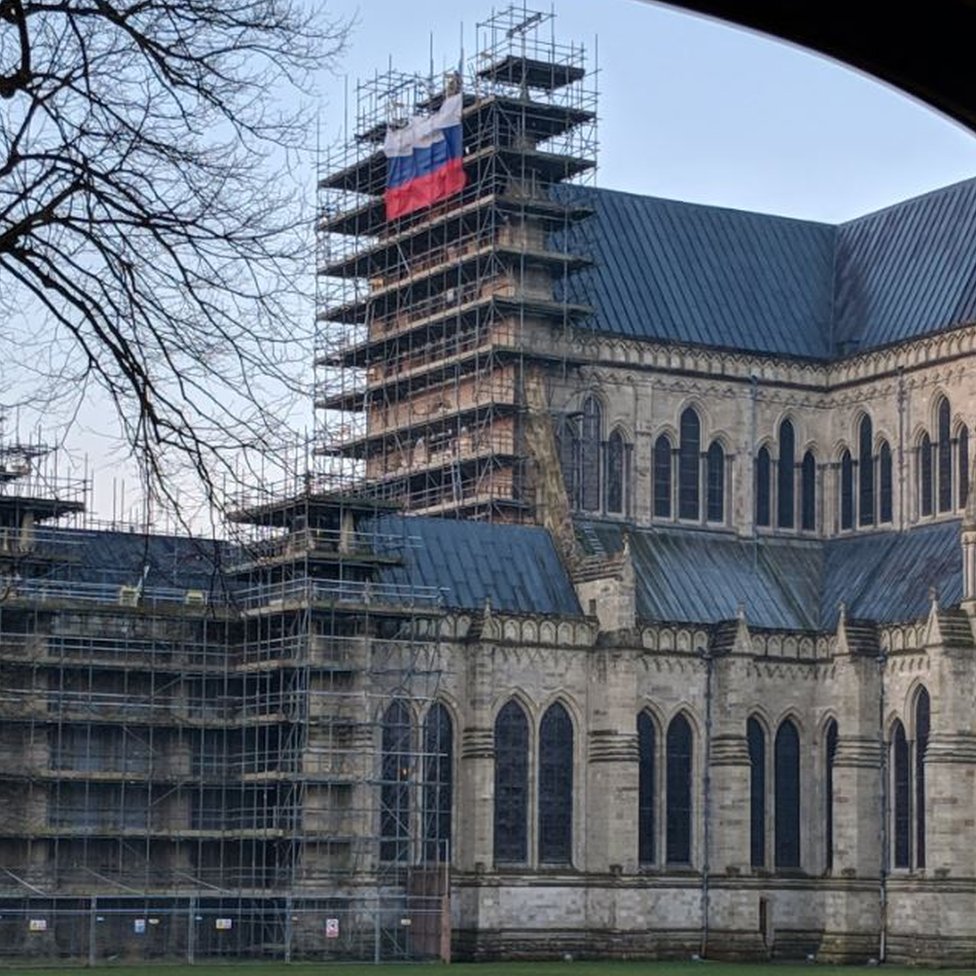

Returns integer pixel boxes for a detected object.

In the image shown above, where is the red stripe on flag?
[385,158,466,220]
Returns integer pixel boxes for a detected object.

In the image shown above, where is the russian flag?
[383,93,466,221]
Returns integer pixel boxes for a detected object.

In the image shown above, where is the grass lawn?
[1,963,974,976]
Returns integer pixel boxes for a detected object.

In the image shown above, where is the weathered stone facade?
[428,235,976,964]
[435,587,976,963]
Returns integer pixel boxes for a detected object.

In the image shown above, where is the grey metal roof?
[30,520,580,616]
[553,185,836,359]
[371,515,581,615]
[579,521,823,631]
[833,179,976,351]
[45,527,222,592]
[578,518,961,631]
[821,521,962,627]
[554,177,976,359]
[31,515,959,632]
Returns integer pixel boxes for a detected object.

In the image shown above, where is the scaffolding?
[315,5,597,522]
[0,445,450,963]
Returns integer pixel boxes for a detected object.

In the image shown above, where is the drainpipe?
[700,646,713,959]
[877,647,888,963]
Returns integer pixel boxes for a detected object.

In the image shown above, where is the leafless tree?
[0,1,346,521]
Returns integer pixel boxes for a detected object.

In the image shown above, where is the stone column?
[921,637,976,879]
[706,649,764,960]
[829,652,882,879]
[584,647,638,874]
[457,643,495,872]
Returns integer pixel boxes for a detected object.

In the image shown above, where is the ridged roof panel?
[372,516,581,615]
[578,521,823,631]
[579,519,961,632]
[821,521,962,626]
[834,178,976,350]
[554,177,976,359]
[553,185,837,358]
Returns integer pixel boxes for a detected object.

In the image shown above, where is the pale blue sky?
[36,0,976,520]
[321,0,976,223]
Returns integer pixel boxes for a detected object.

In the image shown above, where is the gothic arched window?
[915,687,930,870]
[538,702,573,865]
[756,446,772,528]
[777,419,795,528]
[653,434,673,519]
[580,396,602,513]
[937,396,952,513]
[666,714,693,865]
[959,425,970,509]
[638,711,656,865]
[423,703,453,863]
[858,415,874,526]
[557,416,581,510]
[678,408,701,520]
[879,440,893,524]
[605,429,626,515]
[380,700,412,863]
[774,719,800,869]
[892,720,910,869]
[747,717,766,868]
[800,451,817,531]
[706,440,725,523]
[825,719,838,872]
[494,700,529,864]
[919,433,934,517]
[840,449,854,530]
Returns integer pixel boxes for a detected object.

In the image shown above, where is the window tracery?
[774,719,800,869]
[538,703,573,865]
[422,703,453,863]
[493,700,529,864]
[666,714,693,865]
[380,700,412,864]
[638,712,656,865]
[777,419,795,528]
[678,408,701,520]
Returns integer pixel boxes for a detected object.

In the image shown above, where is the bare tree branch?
[0,1,346,524]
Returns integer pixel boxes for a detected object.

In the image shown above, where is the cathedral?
[2,5,976,967]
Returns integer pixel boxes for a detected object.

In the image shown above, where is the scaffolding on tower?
[315,4,598,524]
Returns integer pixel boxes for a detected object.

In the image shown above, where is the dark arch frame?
[678,407,701,521]
[915,687,930,870]
[666,713,693,865]
[605,428,627,516]
[774,718,801,869]
[937,396,953,513]
[919,432,934,517]
[747,716,766,869]
[892,719,910,869]
[493,699,529,864]
[756,445,771,528]
[580,395,602,513]
[840,449,854,530]
[638,711,657,865]
[538,701,574,865]
[422,702,453,863]
[380,699,413,864]
[824,719,838,872]
[858,414,874,526]
[706,440,725,523]
[959,425,970,509]
[879,440,893,524]
[800,450,816,531]
[654,433,673,519]
[777,418,795,528]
